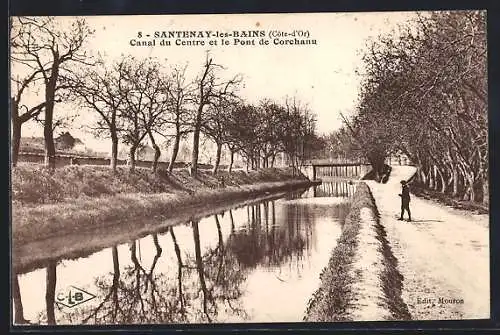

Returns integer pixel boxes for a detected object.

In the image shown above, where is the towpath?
[365,166,489,320]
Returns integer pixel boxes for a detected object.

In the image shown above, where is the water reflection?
[12,273,27,324]
[53,223,249,324]
[45,261,57,325]
[14,180,353,324]
[227,202,311,269]
[306,180,357,198]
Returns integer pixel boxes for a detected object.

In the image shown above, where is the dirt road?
[365,166,489,320]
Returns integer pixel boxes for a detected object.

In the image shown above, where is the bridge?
[300,159,371,181]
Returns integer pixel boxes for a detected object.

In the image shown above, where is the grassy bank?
[373,211,412,320]
[304,182,410,321]
[12,165,311,245]
[304,183,370,321]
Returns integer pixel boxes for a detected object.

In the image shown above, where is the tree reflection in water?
[16,192,350,325]
[314,181,356,198]
[226,200,311,270]
[12,272,29,324]
[169,227,186,315]
[190,218,248,322]
[45,261,57,325]
[226,198,350,274]
[58,233,188,324]
[56,219,248,324]
[30,260,59,325]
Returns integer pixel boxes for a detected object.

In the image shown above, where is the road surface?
[365,166,489,320]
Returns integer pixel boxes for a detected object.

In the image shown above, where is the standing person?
[398,180,412,221]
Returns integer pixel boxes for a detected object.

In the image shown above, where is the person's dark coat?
[401,184,410,203]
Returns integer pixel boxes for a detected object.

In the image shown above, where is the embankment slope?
[304,182,410,321]
[12,165,312,246]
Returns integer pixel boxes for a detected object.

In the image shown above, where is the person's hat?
[400,180,406,184]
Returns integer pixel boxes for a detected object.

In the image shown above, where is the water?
[12,180,355,325]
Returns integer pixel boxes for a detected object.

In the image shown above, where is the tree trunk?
[479,160,488,206]
[192,220,211,321]
[44,101,56,170]
[370,161,381,182]
[190,108,203,177]
[215,215,223,248]
[227,150,234,173]
[452,166,459,197]
[212,142,222,175]
[44,62,60,171]
[419,167,427,185]
[463,185,471,202]
[45,261,57,325]
[433,165,439,191]
[148,130,161,173]
[168,132,181,174]
[428,166,434,189]
[170,228,185,313]
[482,175,489,206]
[469,178,476,202]
[12,273,27,324]
[12,116,21,168]
[150,233,162,272]
[229,210,235,233]
[462,174,475,202]
[437,165,446,193]
[110,129,118,172]
[111,245,119,322]
[129,145,137,172]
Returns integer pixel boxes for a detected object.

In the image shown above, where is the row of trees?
[343,11,488,205]
[11,17,94,170]
[10,16,319,176]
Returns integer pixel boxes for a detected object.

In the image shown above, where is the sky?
[13,11,419,153]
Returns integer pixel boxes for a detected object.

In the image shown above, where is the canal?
[12,180,356,325]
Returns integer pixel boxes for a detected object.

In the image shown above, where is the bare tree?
[190,54,241,176]
[10,18,48,166]
[353,11,487,203]
[203,96,240,174]
[227,103,261,171]
[119,57,169,172]
[164,65,194,174]
[33,105,79,135]
[10,76,46,166]
[11,17,94,170]
[65,57,127,171]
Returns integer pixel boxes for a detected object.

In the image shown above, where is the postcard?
[10,11,489,326]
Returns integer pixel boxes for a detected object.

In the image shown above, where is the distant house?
[55,132,79,150]
[118,144,157,161]
[71,138,86,153]
[19,137,45,153]
[136,145,156,161]
[20,133,88,155]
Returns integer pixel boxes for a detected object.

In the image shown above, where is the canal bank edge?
[12,166,316,270]
[304,182,411,321]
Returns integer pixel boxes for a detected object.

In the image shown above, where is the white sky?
[14,12,419,152]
